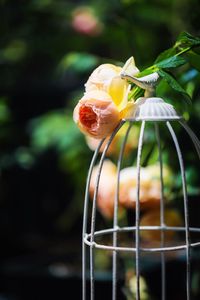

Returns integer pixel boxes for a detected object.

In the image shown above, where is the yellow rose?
[85,63,128,111]
[73,57,139,139]
[85,57,139,111]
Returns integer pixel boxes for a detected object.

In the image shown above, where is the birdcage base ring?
[84,226,200,253]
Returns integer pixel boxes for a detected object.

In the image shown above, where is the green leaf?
[136,67,158,78]
[185,51,200,72]
[158,69,192,105]
[193,46,200,55]
[58,52,99,73]
[175,31,200,50]
[154,47,176,63]
[155,55,187,69]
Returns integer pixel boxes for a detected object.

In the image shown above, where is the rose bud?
[73,90,120,139]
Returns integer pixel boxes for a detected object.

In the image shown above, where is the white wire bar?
[112,122,132,300]
[166,121,191,300]
[135,121,146,300]
[155,123,166,300]
[84,225,200,252]
[89,121,125,300]
[82,138,106,300]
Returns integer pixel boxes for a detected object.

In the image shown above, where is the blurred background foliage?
[0,0,200,299]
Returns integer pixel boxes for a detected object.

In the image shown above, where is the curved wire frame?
[82,118,200,300]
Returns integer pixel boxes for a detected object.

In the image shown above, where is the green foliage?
[158,69,192,104]
[175,31,200,50]
[134,32,200,104]
[155,55,187,69]
[58,52,99,74]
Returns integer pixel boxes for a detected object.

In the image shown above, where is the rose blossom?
[119,164,171,210]
[85,64,124,93]
[140,209,183,242]
[73,58,139,139]
[73,90,120,139]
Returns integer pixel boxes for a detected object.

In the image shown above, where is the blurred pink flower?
[71,7,103,36]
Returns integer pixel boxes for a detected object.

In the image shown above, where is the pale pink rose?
[89,160,117,219]
[73,90,120,139]
[71,7,103,36]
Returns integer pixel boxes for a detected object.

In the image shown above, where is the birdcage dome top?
[130,97,182,121]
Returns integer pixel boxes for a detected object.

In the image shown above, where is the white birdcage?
[82,73,200,300]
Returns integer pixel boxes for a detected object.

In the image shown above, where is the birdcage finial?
[121,72,182,121]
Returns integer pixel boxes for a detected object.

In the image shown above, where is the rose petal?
[73,90,120,139]
[120,101,137,119]
[121,56,140,77]
[108,76,129,109]
[85,64,122,92]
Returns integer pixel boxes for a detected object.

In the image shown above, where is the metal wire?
[112,122,132,300]
[90,121,125,300]
[166,121,191,300]
[155,123,166,300]
[135,121,146,300]
[82,138,105,300]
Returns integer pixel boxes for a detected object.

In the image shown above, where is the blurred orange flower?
[89,160,172,219]
[140,208,183,242]
[119,166,162,210]
[89,160,117,219]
